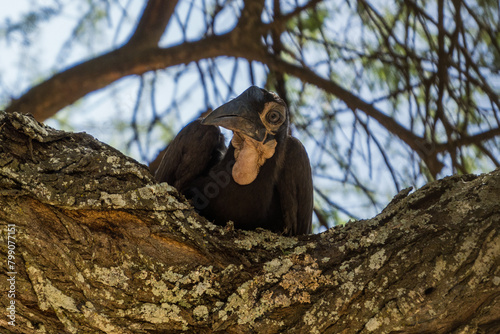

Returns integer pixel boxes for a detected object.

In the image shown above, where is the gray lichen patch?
[264,258,294,278]
[87,265,130,289]
[234,228,298,251]
[300,298,334,334]
[123,303,188,329]
[368,249,387,271]
[193,305,209,320]
[432,256,448,281]
[95,183,190,211]
[27,266,79,313]
[467,230,500,288]
[9,111,64,142]
[365,316,382,331]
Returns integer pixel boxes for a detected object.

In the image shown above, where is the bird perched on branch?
[154,86,313,235]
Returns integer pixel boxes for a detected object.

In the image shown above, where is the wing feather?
[278,137,313,235]
[155,120,226,192]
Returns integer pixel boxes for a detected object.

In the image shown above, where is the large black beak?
[202,86,267,142]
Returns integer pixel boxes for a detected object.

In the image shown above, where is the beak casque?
[201,87,267,142]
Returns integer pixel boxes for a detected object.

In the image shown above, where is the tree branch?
[238,0,266,31]
[126,0,180,48]
[5,34,235,122]
[254,53,445,176]
[434,127,500,153]
[265,0,323,32]
[1,111,499,333]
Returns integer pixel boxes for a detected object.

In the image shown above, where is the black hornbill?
[154,86,313,235]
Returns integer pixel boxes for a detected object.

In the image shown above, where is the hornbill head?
[202,86,289,185]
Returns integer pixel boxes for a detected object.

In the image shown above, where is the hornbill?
[154,86,313,235]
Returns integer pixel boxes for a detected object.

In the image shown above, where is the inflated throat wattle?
[231,133,277,185]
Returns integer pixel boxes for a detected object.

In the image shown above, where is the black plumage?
[154,86,313,235]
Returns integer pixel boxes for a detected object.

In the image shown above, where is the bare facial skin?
[259,101,286,135]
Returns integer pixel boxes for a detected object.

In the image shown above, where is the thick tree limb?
[4,34,236,122]
[4,0,258,123]
[1,111,499,333]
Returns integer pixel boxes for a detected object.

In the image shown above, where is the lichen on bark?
[0,111,499,334]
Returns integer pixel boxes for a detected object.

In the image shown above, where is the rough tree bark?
[0,111,499,334]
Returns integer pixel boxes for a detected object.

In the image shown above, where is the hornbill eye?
[266,110,282,124]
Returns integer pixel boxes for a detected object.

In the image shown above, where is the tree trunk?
[0,111,499,334]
